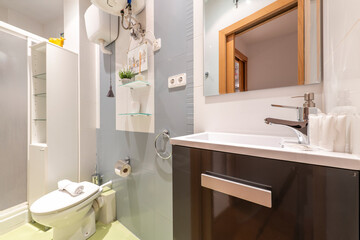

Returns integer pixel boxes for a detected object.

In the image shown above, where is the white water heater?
[84,4,118,54]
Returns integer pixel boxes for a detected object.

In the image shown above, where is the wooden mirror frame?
[219,0,302,94]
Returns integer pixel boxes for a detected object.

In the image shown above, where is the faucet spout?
[264,118,307,129]
[264,118,309,145]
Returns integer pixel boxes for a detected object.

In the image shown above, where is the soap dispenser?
[292,92,321,119]
[91,165,103,186]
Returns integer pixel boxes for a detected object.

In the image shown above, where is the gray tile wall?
[96,0,193,239]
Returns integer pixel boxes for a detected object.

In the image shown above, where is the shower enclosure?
[0,22,45,234]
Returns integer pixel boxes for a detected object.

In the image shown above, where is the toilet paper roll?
[114,159,131,177]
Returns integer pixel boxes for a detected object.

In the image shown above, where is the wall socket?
[168,73,187,88]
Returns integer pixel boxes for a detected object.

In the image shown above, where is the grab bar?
[201,173,272,208]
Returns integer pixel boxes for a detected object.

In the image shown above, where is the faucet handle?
[271,104,304,121]
[271,104,300,110]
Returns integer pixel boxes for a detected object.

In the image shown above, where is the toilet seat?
[31,182,100,215]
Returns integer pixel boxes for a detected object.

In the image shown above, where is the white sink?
[180,132,285,148]
[170,132,360,170]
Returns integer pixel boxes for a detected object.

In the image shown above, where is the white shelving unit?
[116,77,154,133]
[28,42,79,205]
[31,45,47,145]
[115,45,155,133]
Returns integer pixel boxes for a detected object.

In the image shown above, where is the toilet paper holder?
[114,157,132,178]
[123,157,130,165]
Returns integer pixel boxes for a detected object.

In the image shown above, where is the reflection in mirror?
[204,0,322,96]
[234,9,298,92]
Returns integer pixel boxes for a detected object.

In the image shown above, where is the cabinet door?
[46,44,79,190]
[173,146,359,240]
[28,145,47,205]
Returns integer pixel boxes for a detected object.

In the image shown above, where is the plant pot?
[120,78,134,84]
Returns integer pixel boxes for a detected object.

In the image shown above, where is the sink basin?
[170,132,360,170]
[180,132,285,148]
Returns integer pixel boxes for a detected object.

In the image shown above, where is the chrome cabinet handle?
[201,173,272,208]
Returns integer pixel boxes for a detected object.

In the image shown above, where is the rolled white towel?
[319,115,336,151]
[333,115,347,153]
[58,179,72,190]
[351,115,360,155]
[308,114,322,147]
[57,179,84,196]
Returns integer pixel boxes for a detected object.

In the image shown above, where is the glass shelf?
[118,113,152,116]
[33,119,47,121]
[34,93,46,97]
[33,73,46,80]
[118,80,150,89]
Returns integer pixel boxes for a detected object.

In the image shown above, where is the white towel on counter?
[333,115,347,153]
[58,179,84,196]
[309,107,360,154]
[308,114,322,147]
[319,115,336,151]
[351,115,360,155]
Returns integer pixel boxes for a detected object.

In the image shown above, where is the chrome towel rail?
[155,129,172,160]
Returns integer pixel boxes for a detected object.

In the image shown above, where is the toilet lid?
[30,181,100,215]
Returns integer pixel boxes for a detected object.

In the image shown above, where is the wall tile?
[155,214,173,240]
[193,35,204,88]
[323,1,360,113]
[98,0,194,239]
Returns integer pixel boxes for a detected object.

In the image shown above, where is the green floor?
[0,221,139,240]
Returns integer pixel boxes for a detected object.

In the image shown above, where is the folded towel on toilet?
[57,179,84,196]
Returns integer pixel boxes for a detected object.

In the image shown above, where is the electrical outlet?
[176,73,186,86]
[168,76,176,88]
[168,73,186,88]
[153,38,161,52]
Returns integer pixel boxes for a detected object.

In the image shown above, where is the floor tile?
[0,221,138,240]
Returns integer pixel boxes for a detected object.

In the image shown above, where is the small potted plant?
[118,66,136,84]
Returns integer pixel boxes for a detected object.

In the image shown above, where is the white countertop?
[170,132,360,171]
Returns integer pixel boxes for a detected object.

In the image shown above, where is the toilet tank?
[84,4,118,45]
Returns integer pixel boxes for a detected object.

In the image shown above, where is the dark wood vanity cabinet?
[173,146,359,240]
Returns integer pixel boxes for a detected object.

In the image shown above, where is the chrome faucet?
[265,93,318,144]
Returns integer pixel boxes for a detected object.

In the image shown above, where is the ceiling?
[0,0,63,23]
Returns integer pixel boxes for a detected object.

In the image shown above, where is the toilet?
[30,181,102,240]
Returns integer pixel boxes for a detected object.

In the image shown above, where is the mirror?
[204,0,322,96]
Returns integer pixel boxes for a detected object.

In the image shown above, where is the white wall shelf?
[115,46,154,133]
[34,93,46,97]
[118,80,151,89]
[32,73,46,79]
[118,113,152,116]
